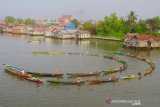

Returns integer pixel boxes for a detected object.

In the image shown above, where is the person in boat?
[94,70,99,74]
[111,76,116,81]
[76,78,81,83]
[127,74,132,77]
[119,65,124,71]
[137,72,142,76]
[53,70,60,75]
[20,69,25,75]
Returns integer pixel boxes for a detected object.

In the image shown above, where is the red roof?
[35,20,44,25]
[136,35,153,41]
[34,27,45,31]
[0,20,6,25]
[12,26,25,30]
[154,37,160,42]
[62,22,71,26]
[58,15,73,22]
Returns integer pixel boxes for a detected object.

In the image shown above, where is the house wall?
[78,34,91,39]
[60,34,75,39]
[44,32,53,37]
[32,31,44,36]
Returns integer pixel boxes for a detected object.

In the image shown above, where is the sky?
[0,0,159,20]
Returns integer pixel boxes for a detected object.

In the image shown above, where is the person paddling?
[53,70,60,75]
[21,69,25,75]
[76,78,81,83]
[111,76,116,81]
[137,72,142,76]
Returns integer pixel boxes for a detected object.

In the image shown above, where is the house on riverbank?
[31,27,45,36]
[11,26,27,34]
[75,30,91,39]
[0,26,3,33]
[55,30,77,39]
[124,33,160,49]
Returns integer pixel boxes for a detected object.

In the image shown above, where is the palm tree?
[146,16,160,33]
[127,11,138,33]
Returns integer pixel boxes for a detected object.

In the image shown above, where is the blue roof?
[64,23,76,30]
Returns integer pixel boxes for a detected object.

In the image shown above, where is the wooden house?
[75,30,91,39]
[31,27,45,36]
[44,29,54,37]
[55,30,77,39]
[58,15,74,23]
[0,26,3,33]
[2,26,13,33]
[124,33,160,48]
[11,26,27,34]
[26,26,34,35]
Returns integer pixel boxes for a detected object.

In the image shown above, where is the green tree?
[5,16,16,24]
[146,16,160,32]
[71,19,79,28]
[133,19,147,34]
[16,18,24,24]
[127,11,138,33]
[83,21,96,35]
[97,13,128,38]
[24,18,35,25]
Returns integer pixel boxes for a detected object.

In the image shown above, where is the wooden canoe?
[3,64,43,83]
[26,71,64,77]
[121,75,136,79]
[87,78,118,84]
[67,72,100,77]
[47,80,85,85]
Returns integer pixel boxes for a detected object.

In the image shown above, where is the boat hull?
[4,65,43,83]
[87,78,118,84]
[26,71,64,77]
[47,80,85,85]
[67,72,100,77]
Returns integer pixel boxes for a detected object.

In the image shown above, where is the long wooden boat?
[121,75,136,79]
[67,72,100,77]
[47,80,85,85]
[87,78,118,84]
[26,71,64,77]
[3,64,43,83]
[101,68,123,75]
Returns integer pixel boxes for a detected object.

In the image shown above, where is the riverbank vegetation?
[83,11,160,39]
[1,11,160,39]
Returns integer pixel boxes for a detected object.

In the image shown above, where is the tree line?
[83,11,160,38]
[4,16,35,25]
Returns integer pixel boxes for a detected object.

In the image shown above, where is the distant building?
[0,26,3,32]
[2,26,13,33]
[35,20,44,26]
[0,20,7,27]
[58,15,74,23]
[55,30,77,39]
[11,26,27,34]
[75,30,91,39]
[124,33,160,48]
[64,23,76,30]
[32,27,45,36]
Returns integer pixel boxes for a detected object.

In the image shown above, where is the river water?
[0,33,159,107]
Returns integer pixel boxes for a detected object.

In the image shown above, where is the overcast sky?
[0,0,159,20]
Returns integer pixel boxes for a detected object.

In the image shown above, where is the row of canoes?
[3,64,118,85]
[102,56,127,75]
[120,54,155,80]
[47,78,118,85]
[4,55,127,78]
